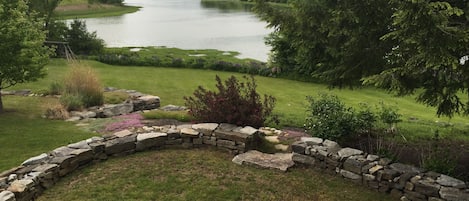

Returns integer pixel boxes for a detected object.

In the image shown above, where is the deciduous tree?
[0,0,51,112]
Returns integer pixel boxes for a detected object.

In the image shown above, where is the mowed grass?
[37,148,394,201]
[0,96,95,171]
[12,59,469,141]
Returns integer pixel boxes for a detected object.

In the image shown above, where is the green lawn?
[37,148,394,201]
[0,58,465,200]
[11,59,469,141]
[0,96,95,171]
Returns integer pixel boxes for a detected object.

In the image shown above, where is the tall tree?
[257,0,469,118]
[0,0,51,112]
[364,0,469,118]
[255,0,394,86]
[27,0,61,30]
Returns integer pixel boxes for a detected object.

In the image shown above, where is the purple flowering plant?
[104,113,144,133]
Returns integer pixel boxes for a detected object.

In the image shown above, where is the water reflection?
[80,0,271,61]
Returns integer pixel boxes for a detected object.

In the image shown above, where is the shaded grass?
[12,59,469,141]
[38,148,394,201]
[0,96,95,171]
[143,110,194,122]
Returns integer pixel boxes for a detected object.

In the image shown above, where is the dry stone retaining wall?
[0,123,260,201]
[0,123,468,201]
[291,137,469,201]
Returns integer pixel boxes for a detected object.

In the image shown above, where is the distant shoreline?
[55,3,140,19]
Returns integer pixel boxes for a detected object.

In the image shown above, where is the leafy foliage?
[184,75,277,128]
[255,0,393,87]
[377,102,402,129]
[0,0,51,112]
[305,94,359,141]
[27,0,61,29]
[67,19,105,55]
[256,0,469,118]
[305,94,404,141]
[364,0,469,118]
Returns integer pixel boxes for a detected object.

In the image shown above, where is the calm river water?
[81,0,272,61]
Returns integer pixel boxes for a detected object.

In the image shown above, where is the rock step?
[232,150,294,172]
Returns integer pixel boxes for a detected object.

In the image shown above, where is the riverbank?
[55,1,139,19]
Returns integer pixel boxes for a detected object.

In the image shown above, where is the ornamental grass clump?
[60,64,104,111]
[184,75,277,128]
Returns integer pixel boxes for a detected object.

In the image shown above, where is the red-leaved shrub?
[184,75,277,128]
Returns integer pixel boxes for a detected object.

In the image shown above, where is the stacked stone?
[67,89,161,120]
[291,137,469,201]
[0,123,261,201]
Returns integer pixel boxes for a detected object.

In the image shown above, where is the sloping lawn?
[38,148,394,201]
[11,59,469,141]
[0,96,95,171]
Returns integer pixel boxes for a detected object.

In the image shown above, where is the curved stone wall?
[0,123,468,201]
[0,123,260,201]
[291,138,469,201]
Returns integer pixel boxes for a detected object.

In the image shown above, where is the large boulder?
[133,95,160,111]
[101,103,134,117]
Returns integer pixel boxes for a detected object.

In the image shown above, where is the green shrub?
[61,64,104,110]
[60,93,84,111]
[184,75,277,128]
[377,102,402,131]
[305,93,379,141]
[49,81,63,95]
[356,103,377,134]
[67,20,105,55]
[305,94,356,141]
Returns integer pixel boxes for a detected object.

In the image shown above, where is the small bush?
[305,93,358,141]
[49,81,63,95]
[60,93,84,111]
[356,103,377,134]
[184,75,277,128]
[377,102,402,132]
[62,64,104,110]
